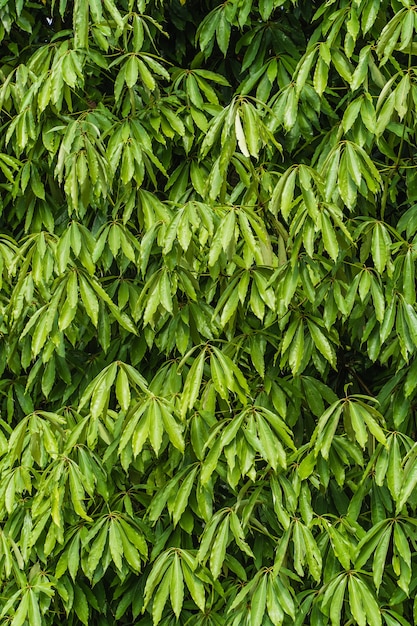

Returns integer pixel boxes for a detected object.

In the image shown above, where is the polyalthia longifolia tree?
[1,0,417,624]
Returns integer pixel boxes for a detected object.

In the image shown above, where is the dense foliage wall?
[1,0,417,624]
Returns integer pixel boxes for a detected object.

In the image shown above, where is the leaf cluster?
[1,0,417,625]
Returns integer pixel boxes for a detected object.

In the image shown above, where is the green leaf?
[266,576,284,625]
[109,520,123,571]
[251,573,268,626]
[73,586,89,626]
[170,554,184,618]
[172,466,199,526]
[347,401,368,449]
[372,526,392,591]
[320,211,339,261]
[73,0,89,49]
[125,55,139,88]
[396,445,417,512]
[209,515,229,579]
[152,568,172,625]
[79,274,99,327]
[306,319,337,368]
[116,367,131,412]
[160,401,185,453]
[348,576,366,626]
[182,560,205,612]
[11,593,29,626]
[329,575,347,626]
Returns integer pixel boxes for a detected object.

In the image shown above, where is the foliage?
[1,0,417,624]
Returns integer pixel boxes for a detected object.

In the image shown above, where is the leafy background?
[1,0,417,624]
